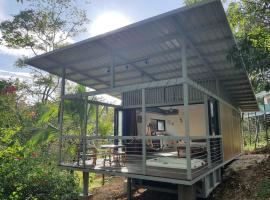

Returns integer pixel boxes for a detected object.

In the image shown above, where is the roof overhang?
[25,0,258,112]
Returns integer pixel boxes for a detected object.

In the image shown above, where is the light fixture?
[145,59,149,64]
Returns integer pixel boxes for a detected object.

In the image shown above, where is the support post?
[141,88,146,175]
[204,95,211,168]
[95,105,99,136]
[178,185,196,200]
[241,113,244,151]
[83,172,89,197]
[264,103,269,145]
[181,39,192,180]
[127,178,132,200]
[82,97,88,168]
[248,112,251,146]
[110,55,115,88]
[255,112,259,149]
[59,67,66,165]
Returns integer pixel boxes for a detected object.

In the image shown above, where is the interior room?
[136,104,206,137]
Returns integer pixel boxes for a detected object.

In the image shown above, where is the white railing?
[60,135,222,180]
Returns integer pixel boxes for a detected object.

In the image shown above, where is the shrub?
[0,128,80,200]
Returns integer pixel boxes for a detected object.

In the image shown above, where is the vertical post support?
[178,184,196,200]
[95,105,99,136]
[241,113,244,151]
[82,97,88,168]
[110,55,115,88]
[59,67,66,165]
[248,112,251,146]
[83,172,89,197]
[204,95,211,168]
[255,112,258,149]
[141,88,146,175]
[127,178,132,200]
[181,39,191,180]
[264,103,269,145]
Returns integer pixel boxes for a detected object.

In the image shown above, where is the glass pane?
[157,120,165,131]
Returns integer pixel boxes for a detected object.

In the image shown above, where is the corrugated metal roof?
[25,0,258,112]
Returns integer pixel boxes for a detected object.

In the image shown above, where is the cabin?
[26,0,258,199]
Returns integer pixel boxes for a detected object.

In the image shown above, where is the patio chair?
[76,143,97,166]
[102,146,126,167]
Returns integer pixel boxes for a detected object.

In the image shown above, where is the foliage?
[184,0,205,6]
[184,0,270,93]
[227,0,270,93]
[184,0,227,6]
[98,107,114,136]
[0,79,82,199]
[0,80,32,129]
[0,0,88,53]
[0,0,89,103]
[0,129,80,200]
[256,179,270,199]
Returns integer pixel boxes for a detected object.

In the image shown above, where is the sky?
[0,0,186,78]
[0,0,229,102]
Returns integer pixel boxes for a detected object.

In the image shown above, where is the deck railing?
[60,135,223,180]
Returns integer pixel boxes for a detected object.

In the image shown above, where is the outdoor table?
[100,144,126,167]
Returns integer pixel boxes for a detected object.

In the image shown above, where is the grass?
[75,171,114,193]
[243,130,269,152]
[256,179,270,200]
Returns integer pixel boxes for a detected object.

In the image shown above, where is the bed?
[146,157,206,169]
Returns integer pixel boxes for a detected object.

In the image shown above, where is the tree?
[184,0,204,6]
[0,0,89,102]
[227,0,270,93]
[184,0,269,93]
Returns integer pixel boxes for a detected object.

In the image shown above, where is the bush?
[0,128,80,200]
[0,153,80,200]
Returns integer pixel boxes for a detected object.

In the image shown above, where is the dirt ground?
[92,146,270,200]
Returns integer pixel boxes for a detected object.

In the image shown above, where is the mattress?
[146,157,206,169]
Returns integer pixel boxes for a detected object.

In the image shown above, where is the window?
[157,120,166,131]
[208,99,220,135]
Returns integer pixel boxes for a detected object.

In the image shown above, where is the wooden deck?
[61,152,221,181]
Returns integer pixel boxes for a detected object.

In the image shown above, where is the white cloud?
[89,11,130,37]
[0,69,32,82]
[0,1,10,22]
[0,45,34,57]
